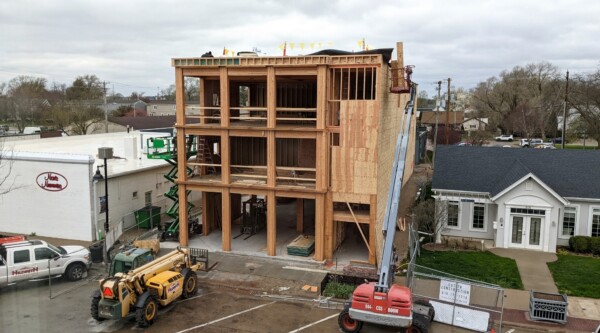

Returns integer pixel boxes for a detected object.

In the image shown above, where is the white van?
[0,240,92,287]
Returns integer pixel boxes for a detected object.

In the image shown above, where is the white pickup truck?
[495,134,514,141]
[0,239,92,287]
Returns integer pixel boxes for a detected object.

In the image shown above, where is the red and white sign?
[36,172,68,192]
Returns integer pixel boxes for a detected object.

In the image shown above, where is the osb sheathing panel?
[331,100,379,196]
[374,64,416,265]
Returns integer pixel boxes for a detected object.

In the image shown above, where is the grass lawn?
[548,254,600,298]
[416,249,524,289]
[553,144,598,150]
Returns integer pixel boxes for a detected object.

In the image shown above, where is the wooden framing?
[172,42,414,266]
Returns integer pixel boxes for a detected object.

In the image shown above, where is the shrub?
[323,282,356,299]
[570,236,591,253]
[590,237,600,255]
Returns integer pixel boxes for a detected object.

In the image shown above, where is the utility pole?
[432,81,442,169]
[445,78,451,144]
[561,70,569,149]
[103,81,109,133]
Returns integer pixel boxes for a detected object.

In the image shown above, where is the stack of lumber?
[287,235,315,256]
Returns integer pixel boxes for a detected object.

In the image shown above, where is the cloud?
[0,0,599,96]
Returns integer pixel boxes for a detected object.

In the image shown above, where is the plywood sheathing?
[331,100,379,195]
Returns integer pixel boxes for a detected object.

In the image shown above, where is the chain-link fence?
[406,223,504,332]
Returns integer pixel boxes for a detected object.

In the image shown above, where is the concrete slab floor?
[162,198,369,267]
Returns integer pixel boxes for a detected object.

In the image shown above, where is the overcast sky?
[1,0,599,97]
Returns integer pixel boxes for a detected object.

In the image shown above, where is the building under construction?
[171,42,416,265]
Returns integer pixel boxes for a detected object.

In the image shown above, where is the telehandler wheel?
[90,296,105,321]
[182,271,198,299]
[338,309,363,333]
[136,294,158,327]
[405,317,428,333]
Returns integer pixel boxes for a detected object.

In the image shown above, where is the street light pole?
[97,147,113,265]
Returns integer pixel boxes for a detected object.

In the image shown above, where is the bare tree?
[569,70,600,144]
[0,140,16,196]
[69,103,104,135]
[471,62,563,139]
[412,199,447,248]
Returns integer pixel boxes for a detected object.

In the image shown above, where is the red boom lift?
[338,68,435,333]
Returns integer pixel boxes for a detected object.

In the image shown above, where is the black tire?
[338,309,363,333]
[413,299,435,321]
[407,315,429,333]
[182,271,198,299]
[65,263,86,281]
[91,296,105,321]
[136,294,158,327]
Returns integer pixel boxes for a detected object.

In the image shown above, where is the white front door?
[509,215,543,250]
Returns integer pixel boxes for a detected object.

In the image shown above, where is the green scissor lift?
[146,136,197,240]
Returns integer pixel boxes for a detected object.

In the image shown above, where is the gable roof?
[432,146,600,199]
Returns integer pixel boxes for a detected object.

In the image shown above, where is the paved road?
[0,269,541,333]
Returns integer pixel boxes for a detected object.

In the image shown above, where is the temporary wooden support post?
[296,198,304,233]
[267,191,276,256]
[369,195,377,264]
[202,193,210,236]
[346,202,373,258]
[222,189,231,251]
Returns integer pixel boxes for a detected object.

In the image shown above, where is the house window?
[592,208,600,237]
[561,207,576,237]
[447,201,459,227]
[132,191,138,199]
[472,204,485,230]
[153,105,157,110]
[145,191,152,206]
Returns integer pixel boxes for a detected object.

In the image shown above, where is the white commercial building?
[0,131,188,245]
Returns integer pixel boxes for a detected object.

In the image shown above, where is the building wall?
[557,199,599,247]
[494,179,563,252]
[441,201,496,240]
[374,63,414,263]
[0,157,95,241]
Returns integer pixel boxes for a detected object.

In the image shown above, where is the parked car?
[495,134,513,141]
[0,239,92,287]
[456,142,472,146]
[551,137,563,144]
[520,138,543,148]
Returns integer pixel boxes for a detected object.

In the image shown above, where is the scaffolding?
[147,136,198,240]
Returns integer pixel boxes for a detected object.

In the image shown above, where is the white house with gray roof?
[432,146,600,252]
